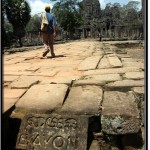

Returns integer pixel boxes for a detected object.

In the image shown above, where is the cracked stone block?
[108,55,122,67]
[101,91,140,134]
[97,56,111,69]
[13,84,69,119]
[60,86,103,115]
[78,56,102,71]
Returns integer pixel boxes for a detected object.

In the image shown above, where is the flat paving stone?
[97,56,111,69]
[123,72,144,80]
[33,68,58,77]
[73,80,105,86]
[108,55,122,67]
[3,88,27,113]
[132,87,144,94]
[123,62,144,69]
[83,74,122,83]
[84,67,141,76]
[9,76,39,89]
[101,91,140,134]
[78,56,102,71]
[105,79,144,88]
[3,75,20,82]
[60,86,103,115]
[14,84,68,119]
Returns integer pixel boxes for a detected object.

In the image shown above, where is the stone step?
[101,91,141,134]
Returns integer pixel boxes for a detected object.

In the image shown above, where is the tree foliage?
[5,0,31,47]
[51,0,83,36]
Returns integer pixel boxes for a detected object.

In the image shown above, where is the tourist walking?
[40,4,57,57]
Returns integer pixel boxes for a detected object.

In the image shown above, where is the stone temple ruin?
[76,0,143,39]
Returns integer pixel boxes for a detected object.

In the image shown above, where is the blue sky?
[26,0,141,15]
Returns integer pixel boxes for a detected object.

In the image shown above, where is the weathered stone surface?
[117,54,131,58]
[105,80,144,88]
[123,62,144,69]
[121,58,138,62]
[33,68,58,77]
[108,55,122,67]
[78,56,101,71]
[89,140,99,150]
[9,76,39,89]
[3,88,27,113]
[84,67,141,76]
[16,114,88,150]
[60,86,103,115]
[3,75,20,82]
[4,88,27,99]
[73,80,105,86]
[101,91,140,134]
[97,56,111,69]
[83,74,122,83]
[132,87,144,94]
[14,84,68,118]
[123,72,144,80]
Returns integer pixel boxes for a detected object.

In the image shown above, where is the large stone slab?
[9,76,39,89]
[101,91,140,134]
[108,55,122,67]
[123,62,144,69]
[83,67,141,76]
[123,72,144,80]
[14,84,68,118]
[78,56,101,71]
[105,80,144,88]
[60,86,103,115]
[97,56,111,69]
[3,88,27,113]
[16,114,88,150]
[83,74,122,83]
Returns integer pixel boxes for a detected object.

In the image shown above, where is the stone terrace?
[3,39,145,149]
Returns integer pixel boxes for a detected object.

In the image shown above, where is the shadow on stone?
[47,55,66,59]
[121,129,144,149]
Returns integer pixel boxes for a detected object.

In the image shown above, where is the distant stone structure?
[76,0,143,40]
[80,0,101,38]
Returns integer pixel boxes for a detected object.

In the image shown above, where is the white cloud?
[99,0,106,9]
[26,0,53,16]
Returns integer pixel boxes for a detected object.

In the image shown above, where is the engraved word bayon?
[16,114,88,150]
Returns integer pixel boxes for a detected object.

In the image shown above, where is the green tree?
[5,0,31,47]
[26,14,41,32]
[52,0,83,38]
